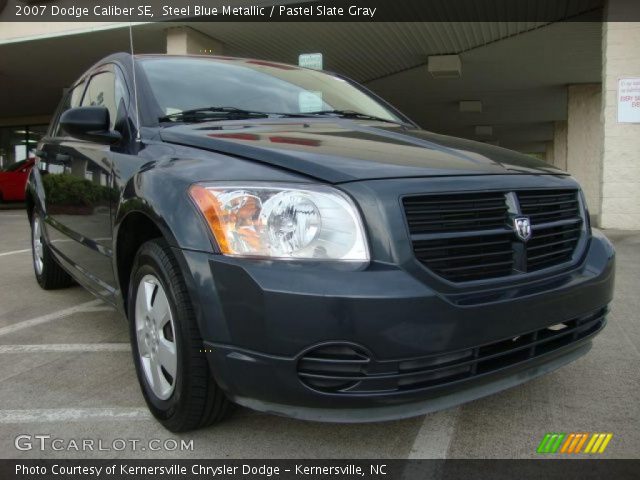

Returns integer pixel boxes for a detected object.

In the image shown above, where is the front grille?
[403,192,509,234]
[404,189,584,282]
[526,223,582,271]
[518,190,582,272]
[412,233,514,282]
[518,190,581,223]
[297,308,606,395]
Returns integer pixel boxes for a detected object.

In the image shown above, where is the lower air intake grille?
[297,308,606,395]
[297,344,370,393]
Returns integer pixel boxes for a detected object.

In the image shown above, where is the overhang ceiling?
[0,18,602,153]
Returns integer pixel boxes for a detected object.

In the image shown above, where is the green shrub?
[42,173,112,207]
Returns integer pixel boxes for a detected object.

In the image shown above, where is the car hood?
[159,119,564,183]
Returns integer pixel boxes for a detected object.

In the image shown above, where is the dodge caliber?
[27,54,615,431]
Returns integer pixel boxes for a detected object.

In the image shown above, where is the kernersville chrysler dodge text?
[27,54,615,432]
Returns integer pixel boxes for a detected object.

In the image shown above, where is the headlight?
[189,183,369,261]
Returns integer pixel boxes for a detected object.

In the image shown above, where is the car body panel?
[160,119,564,184]
[39,138,116,295]
[0,158,34,201]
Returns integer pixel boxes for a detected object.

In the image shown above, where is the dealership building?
[0,0,638,229]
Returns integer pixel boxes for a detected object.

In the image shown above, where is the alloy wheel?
[134,274,178,400]
[32,215,44,275]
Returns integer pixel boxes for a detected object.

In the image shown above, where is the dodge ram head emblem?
[514,216,532,242]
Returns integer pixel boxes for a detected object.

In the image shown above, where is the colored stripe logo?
[537,433,613,454]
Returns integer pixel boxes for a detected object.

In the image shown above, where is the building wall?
[601,20,640,229]
[166,27,223,55]
[552,121,568,171]
[566,84,603,224]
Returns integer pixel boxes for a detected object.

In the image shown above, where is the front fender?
[113,167,214,253]
[111,164,216,322]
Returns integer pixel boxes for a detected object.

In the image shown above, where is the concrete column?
[566,84,603,226]
[166,27,224,55]
[544,141,555,165]
[601,6,640,229]
[71,159,87,178]
[552,121,568,171]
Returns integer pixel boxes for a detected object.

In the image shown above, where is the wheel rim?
[134,274,178,400]
[32,216,44,275]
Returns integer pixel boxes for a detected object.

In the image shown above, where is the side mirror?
[59,106,122,144]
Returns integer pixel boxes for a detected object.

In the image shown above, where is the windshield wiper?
[300,109,407,125]
[159,106,271,123]
[159,107,408,126]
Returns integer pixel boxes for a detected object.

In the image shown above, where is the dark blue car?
[27,54,615,431]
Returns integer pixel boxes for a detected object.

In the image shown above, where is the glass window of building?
[0,125,48,170]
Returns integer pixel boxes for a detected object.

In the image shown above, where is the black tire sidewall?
[127,243,188,422]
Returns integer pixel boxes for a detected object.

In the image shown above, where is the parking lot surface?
[0,210,638,459]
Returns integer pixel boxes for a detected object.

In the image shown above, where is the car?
[0,157,35,202]
[26,53,615,432]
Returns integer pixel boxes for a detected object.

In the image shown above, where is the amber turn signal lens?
[189,184,232,254]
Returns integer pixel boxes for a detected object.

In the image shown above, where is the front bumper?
[177,229,615,422]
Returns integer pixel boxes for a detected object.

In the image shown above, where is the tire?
[31,212,74,290]
[128,239,232,432]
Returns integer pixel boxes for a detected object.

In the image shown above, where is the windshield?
[139,57,405,124]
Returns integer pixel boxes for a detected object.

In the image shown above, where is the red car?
[0,158,35,202]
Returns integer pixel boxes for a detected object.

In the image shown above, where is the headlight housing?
[190,183,369,261]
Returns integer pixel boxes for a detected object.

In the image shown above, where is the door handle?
[55,154,71,162]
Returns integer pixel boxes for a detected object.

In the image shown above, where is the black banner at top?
[2,0,640,22]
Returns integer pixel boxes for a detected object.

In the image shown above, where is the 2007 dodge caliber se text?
[27,54,615,432]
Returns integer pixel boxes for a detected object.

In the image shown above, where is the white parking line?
[0,408,151,424]
[0,343,130,353]
[0,248,30,257]
[0,300,103,337]
[82,306,116,313]
[408,409,460,459]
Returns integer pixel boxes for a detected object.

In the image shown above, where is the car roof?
[134,53,306,70]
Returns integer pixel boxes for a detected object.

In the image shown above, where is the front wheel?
[128,239,232,432]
